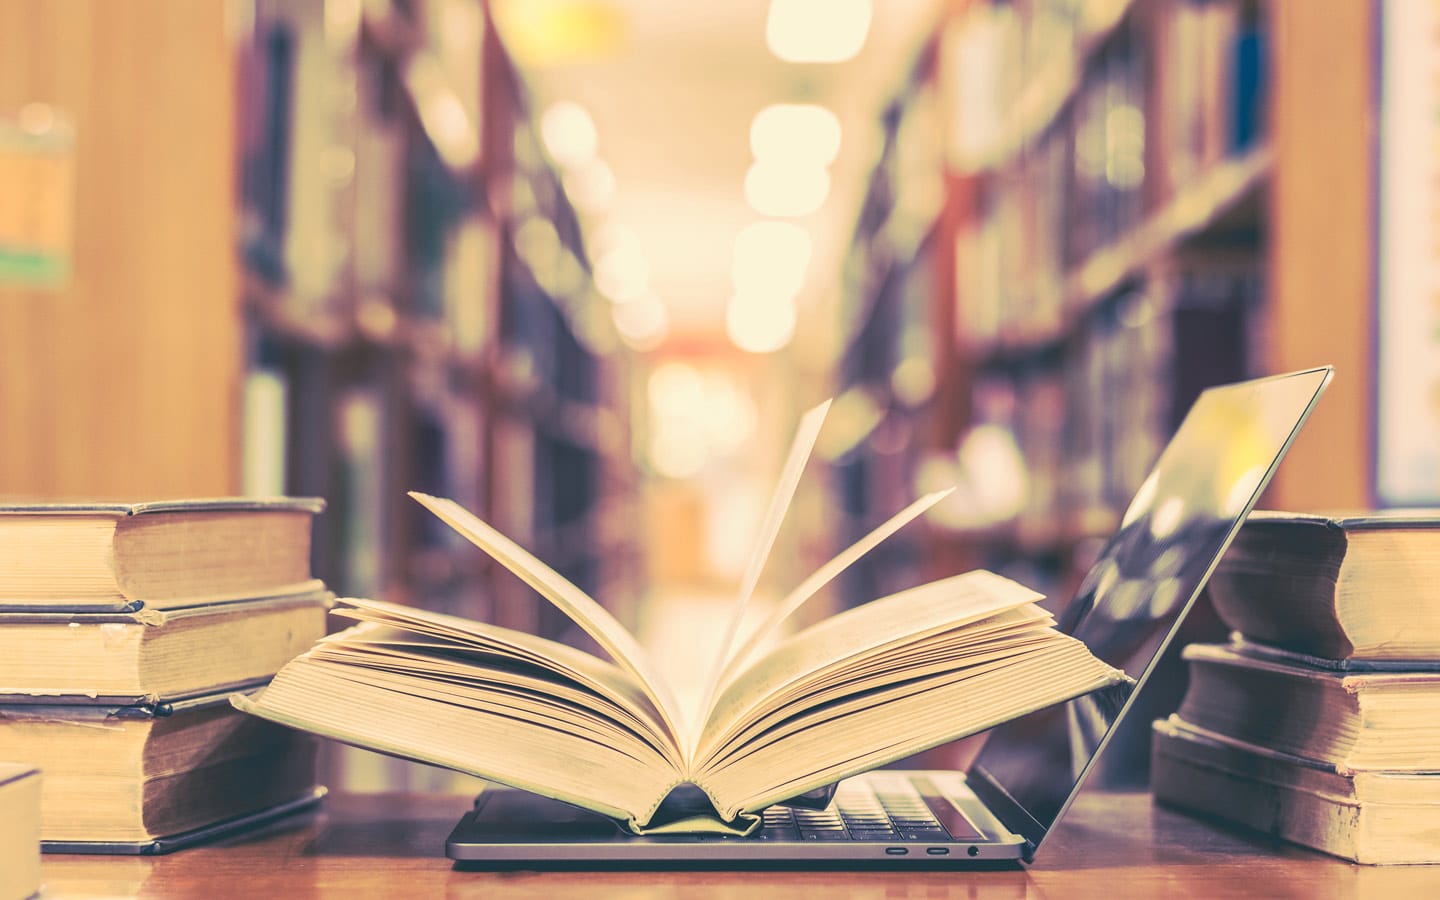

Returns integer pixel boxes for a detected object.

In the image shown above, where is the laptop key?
[799,829,851,841]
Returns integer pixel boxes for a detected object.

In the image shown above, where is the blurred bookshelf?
[831,0,1373,606]
[235,0,643,700]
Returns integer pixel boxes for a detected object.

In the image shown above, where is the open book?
[233,402,1125,834]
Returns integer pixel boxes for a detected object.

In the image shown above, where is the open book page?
[701,612,1058,767]
[705,637,1124,817]
[327,599,679,766]
[696,570,1043,762]
[694,400,832,739]
[409,492,685,741]
[310,632,671,764]
[713,487,956,693]
[235,656,675,825]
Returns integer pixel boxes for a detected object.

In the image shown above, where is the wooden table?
[39,791,1440,897]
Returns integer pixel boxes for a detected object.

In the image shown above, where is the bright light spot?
[541,100,598,169]
[589,221,640,258]
[647,362,708,479]
[649,361,706,416]
[817,388,885,460]
[891,357,936,406]
[959,424,1028,521]
[1105,104,1146,188]
[1222,464,1268,517]
[751,104,842,167]
[404,55,479,169]
[17,103,55,135]
[1147,577,1184,617]
[594,242,650,303]
[745,161,830,217]
[646,365,759,478]
[1122,471,1158,528]
[563,158,616,212]
[613,293,668,351]
[649,424,708,479]
[571,299,618,355]
[726,294,797,354]
[701,371,758,455]
[766,0,871,63]
[732,221,811,298]
[514,216,560,273]
[1150,495,1186,540]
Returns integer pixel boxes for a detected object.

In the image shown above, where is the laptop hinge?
[967,766,1043,861]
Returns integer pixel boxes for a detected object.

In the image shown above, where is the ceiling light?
[613,292,668,351]
[766,0,872,64]
[750,104,842,167]
[732,221,811,298]
[540,100,598,169]
[648,360,706,416]
[726,294,797,354]
[744,161,830,217]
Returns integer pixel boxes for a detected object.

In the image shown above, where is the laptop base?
[446,772,1028,867]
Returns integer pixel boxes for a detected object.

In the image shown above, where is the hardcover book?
[1153,716,1440,865]
[235,402,1126,835]
[0,691,319,849]
[1207,510,1440,661]
[0,498,325,611]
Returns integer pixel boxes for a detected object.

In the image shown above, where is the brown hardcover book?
[1207,509,1440,661]
[1152,716,1440,865]
[1176,643,1440,773]
[0,590,331,702]
[0,764,40,898]
[0,692,317,846]
[0,498,325,611]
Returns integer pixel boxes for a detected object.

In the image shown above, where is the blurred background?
[0,0,1417,789]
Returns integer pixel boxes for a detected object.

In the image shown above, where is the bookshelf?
[826,0,1377,786]
[829,0,1375,606]
[236,0,642,640]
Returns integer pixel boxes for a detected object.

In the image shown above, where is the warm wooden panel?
[1266,0,1375,510]
[0,0,239,499]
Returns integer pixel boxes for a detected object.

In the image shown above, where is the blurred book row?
[828,0,1278,613]
[236,0,643,666]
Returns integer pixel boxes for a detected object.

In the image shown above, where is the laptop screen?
[967,367,1332,849]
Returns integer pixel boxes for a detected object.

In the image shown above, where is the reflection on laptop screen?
[968,367,1332,848]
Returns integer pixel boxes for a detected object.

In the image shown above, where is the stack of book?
[0,499,330,853]
[1152,510,1440,865]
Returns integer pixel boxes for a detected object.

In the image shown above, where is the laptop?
[446,366,1333,866]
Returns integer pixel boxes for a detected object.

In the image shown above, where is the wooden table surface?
[38,791,1440,898]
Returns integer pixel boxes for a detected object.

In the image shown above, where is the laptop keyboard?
[757,775,983,842]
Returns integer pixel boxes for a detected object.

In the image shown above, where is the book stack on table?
[0,499,331,854]
[1151,510,1440,865]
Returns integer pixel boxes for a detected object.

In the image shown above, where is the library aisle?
[0,0,1415,799]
